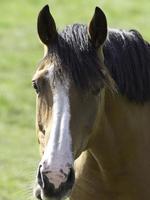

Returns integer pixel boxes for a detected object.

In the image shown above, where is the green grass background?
[0,0,150,199]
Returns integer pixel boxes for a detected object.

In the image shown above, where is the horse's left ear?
[89,7,107,48]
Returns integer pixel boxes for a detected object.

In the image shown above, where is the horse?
[32,5,150,200]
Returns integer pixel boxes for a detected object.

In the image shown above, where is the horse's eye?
[32,80,39,94]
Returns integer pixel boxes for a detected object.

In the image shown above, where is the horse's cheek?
[38,131,45,156]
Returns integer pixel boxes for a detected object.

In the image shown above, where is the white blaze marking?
[40,64,73,178]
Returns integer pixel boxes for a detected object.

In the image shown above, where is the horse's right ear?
[89,7,107,48]
[37,5,57,46]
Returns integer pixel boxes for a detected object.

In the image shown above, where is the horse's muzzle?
[34,166,75,200]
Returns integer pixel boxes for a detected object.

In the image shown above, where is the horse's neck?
[70,151,111,200]
[89,89,150,199]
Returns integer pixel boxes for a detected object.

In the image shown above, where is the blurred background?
[0,0,150,199]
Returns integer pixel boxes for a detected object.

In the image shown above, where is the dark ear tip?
[95,6,100,12]
[38,5,51,22]
[40,4,50,13]
[95,6,105,16]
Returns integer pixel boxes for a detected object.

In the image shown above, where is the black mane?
[48,24,150,103]
[104,29,150,103]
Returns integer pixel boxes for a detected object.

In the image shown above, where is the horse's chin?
[34,184,72,200]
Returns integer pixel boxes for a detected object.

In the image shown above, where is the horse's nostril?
[43,173,55,189]
[37,165,45,189]
[67,168,75,183]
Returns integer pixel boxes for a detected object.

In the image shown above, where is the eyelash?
[32,80,39,94]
